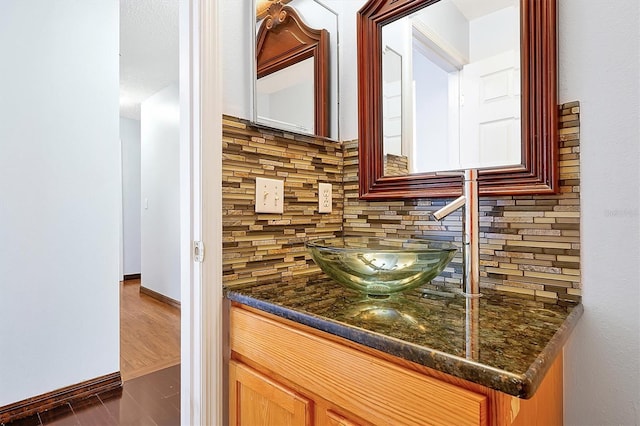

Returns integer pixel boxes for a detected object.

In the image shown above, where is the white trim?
[412,20,467,71]
[179,0,222,424]
[200,0,223,423]
[118,137,124,281]
[178,0,199,422]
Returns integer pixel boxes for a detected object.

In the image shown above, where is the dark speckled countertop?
[225,272,583,398]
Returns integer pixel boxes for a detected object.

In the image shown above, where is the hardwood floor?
[2,365,180,426]
[120,279,181,381]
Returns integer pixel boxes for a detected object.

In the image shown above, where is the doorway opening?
[119,0,181,382]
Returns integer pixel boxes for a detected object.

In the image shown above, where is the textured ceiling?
[120,0,178,120]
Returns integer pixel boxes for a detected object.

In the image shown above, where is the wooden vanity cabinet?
[228,303,563,426]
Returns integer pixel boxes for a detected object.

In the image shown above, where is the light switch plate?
[255,177,284,214]
[319,182,332,213]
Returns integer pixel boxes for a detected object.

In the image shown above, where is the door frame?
[179,0,222,424]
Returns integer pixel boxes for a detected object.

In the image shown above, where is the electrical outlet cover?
[319,182,332,213]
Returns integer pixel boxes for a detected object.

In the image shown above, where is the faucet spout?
[431,169,481,298]
[432,195,466,221]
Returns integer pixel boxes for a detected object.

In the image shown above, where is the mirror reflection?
[254,0,339,139]
[257,57,316,134]
[381,0,520,176]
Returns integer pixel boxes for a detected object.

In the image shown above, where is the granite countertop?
[225,272,583,398]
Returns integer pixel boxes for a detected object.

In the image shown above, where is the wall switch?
[255,177,284,214]
[319,183,332,213]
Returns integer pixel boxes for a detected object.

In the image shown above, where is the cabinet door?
[229,360,312,426]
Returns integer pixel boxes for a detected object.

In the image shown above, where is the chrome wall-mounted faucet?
[432,169,481,298]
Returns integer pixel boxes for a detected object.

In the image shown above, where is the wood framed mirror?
[357,0,557,199]
[256,1,330,137]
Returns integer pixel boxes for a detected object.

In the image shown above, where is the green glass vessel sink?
[306,237,457,297]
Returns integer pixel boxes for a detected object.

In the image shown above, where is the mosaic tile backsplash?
[223,102,581,301]
[222,118,343,286]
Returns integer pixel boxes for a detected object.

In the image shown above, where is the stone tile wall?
[222,116,343,287]
[222,102,581,301]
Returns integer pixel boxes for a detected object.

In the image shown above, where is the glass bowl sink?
[306,236,457,296]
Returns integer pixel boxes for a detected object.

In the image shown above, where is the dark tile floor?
[3,365,180,426]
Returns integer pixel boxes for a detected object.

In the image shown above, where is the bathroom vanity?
[225,273,582,425]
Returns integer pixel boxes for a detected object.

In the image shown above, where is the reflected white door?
[383,47,403,156]
[460,50,521,169]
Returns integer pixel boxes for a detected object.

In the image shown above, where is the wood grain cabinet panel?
[230,360,312,426]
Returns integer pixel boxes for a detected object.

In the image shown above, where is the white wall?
[469,6,518,62]
[222,2,640,423]
[559,1,640,424]
[120,117,142,276]
[141,84,181,302]
[413,52,450,170]
[0,0,119,405]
